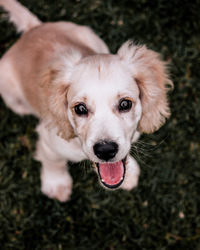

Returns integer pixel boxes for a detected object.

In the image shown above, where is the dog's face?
[66,55,142,188]
[45,41,172,189]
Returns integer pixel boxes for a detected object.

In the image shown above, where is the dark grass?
[0,0,200,249]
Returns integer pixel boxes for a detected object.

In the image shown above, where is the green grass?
[0,0,200,249]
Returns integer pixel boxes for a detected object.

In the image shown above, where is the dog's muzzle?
[93,140,126,189]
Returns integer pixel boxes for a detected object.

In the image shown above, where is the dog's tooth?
[120,177,123,181]
[101,179,104,182]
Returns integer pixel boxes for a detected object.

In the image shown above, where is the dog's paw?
[41,170,72,202]
[120,157,140,190]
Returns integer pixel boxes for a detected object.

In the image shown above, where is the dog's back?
[0,0,109,116]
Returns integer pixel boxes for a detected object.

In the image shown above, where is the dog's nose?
[93,141,118,161]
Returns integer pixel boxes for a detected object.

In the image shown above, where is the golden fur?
[118,41,173,133]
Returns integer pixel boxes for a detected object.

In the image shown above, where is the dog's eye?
[118,99,132,112]
[74,103,88,116]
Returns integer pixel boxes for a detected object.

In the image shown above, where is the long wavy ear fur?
[40,50,82,140]
[118,41,173,133]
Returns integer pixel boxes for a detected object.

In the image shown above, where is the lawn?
[0,0,200,249]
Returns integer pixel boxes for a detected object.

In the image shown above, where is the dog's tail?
[0,0,41,33]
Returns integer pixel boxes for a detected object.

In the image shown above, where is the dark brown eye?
[74,103,88,116]
[118,99,132,112]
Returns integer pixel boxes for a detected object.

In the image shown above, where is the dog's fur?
[0,0,172,202]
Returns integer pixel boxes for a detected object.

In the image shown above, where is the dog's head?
[42,41,172,189]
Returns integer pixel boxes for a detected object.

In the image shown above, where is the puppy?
[0,0,172,202]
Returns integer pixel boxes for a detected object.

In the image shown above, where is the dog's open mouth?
[95,158,126,189]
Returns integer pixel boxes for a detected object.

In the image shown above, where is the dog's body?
[0,0,172,202]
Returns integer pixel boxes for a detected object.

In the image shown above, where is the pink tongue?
[98,161,124,186]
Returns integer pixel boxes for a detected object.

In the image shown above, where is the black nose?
[93,141,118,161]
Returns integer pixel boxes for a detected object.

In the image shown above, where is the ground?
[0,0,200,249]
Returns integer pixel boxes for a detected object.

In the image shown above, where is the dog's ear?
[118,41,173,133]
[40,50,82,140]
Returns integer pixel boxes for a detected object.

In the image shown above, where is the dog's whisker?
[130,148,148,165]
[131,145,151,158]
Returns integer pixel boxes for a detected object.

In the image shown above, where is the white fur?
[120,156,140,190]
[67,56,142,163]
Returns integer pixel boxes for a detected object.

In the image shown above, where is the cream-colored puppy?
[0,0,172,202]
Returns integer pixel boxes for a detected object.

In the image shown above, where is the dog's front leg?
[120,155,140,190]
[35,126,72,202]
[40,157,72,202]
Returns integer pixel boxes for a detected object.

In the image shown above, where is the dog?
[0,0,172,202]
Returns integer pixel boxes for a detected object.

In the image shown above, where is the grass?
[0,0,200,249]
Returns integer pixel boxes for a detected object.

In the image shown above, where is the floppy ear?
[40,51,82,140]
[118,41,173,134]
